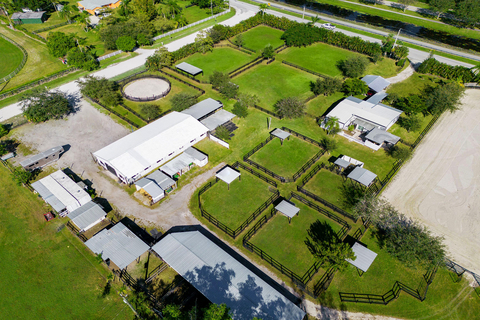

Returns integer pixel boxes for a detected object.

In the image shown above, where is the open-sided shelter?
[20,146,64,171]
[85,222,150,270]
[151,231,306,320]
[78,0,122,15]
[135,170,176,204]
[365,128,400,150]
[175,62,203,77]
[322,96,402,132]
[31,170,91,215]
[11,11,46,24]
[271,128,291,145]
[67,201,106,232]
[346,242,378,275]
[347,167,377,187]
[275,200,300,223]
[93,112,209,184]
[181,98,223,121]
[361,75,390,93]
[201,109,236,131]
[216,165,241,190]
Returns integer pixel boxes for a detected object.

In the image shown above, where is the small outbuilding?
[275,200,300,223]
[271,128,291,145]
[184,147,208,167]
[175,62,203,77]
[20,146,64,171]
[135,170,176,204]
[181,98,223,121]
[11,11,46,24]
[361,75,390,93]
[347,167,377,187]
[78,0,122,15]
[200,109,236,131]
[216,165,241,190]
[85,222,150,270]
[31,170,91,215]
[365,128,400,150]
[67,201,107,232]
[346,242,378,275]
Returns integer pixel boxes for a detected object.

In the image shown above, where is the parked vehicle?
[321,23,336,30]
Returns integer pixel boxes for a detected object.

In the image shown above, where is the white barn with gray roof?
[85,222,149,270]
[135,170,176,204]
[67,201,106,232]
[93,112,209,184]
[152,231,306,320]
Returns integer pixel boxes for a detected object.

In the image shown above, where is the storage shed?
[135,170,176,204]
[20,146,64,171]
[67,202,106,232]
[11,11,46,24]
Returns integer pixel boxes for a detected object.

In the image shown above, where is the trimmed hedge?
[418,58,477,83]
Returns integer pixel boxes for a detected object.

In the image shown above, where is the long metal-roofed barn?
[181,98,223,121]
[31,170,91,214]
[93,112,209,184]
[151,231,306,320]
[85,222,150,270]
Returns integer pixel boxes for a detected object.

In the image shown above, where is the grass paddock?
[0,37,24,78]
[239,25,285,51]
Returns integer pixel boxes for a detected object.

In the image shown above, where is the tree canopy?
[342,78,368,96]
[77,76,122,107]
[274,97,305,119]
[170,92,197,111]
[338,55,369,78]
[47,32,76,58]
[21,89,71,123]
[116,36,136,52]
[311,77,342,96]
[140,104,161,120]
[425,82,464,115]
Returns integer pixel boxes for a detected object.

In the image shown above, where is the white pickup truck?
[321,23,336,30]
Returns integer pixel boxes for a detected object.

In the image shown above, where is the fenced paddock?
[121,76,171,102]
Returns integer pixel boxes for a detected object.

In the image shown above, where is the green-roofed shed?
[11,11,46,24]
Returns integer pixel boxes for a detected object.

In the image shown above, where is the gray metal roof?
[365,128,400,145]
[67,202,106,231]
[78,0,118,10]
[85,222,149,270]
[361,75,390,93]
[271,128,291,140]
[31,180,65,212]
[151,231,306,320]
[334,158,350,169]
[216,166,241,184]
[181,98,223,121]
[366,92,388,105]
[12,11,45,19]
[352,118,376,131]
[346,242,378,272]
[201,109,235,131]
[275,200,300,218]
[20,146,64,167]
[347,167,377,187]
[135,170,175,199]
[184,147,207,162]
[175,62,203,76]
[160,153,195,177]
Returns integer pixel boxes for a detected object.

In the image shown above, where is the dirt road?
[383,90,480,274]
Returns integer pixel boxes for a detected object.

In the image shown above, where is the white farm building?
[93,112,209,184]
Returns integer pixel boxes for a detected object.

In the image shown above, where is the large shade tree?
[21,89,71,122]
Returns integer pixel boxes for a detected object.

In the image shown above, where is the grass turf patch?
[180,47,253,81]
[389,113,434,145]
[249,198,342,274]
[200,168,274,229]
[303,169,348,211]
[0,165,133,319]
[0,37,24,78]
[238,25,285,52]
[250,136,320,177]
[233,61,317,111]
[387,73,442,97]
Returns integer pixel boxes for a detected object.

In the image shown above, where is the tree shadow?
[305,220,339,257]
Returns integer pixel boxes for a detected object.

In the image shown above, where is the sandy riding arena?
[383,90,480,274]
[123,78,170,100]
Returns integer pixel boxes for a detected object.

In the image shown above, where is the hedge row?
[418,58,477,83]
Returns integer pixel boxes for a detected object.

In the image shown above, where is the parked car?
[321,23,336,30]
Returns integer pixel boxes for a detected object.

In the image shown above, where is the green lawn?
[0,25,67,92]
[183,5,211,23]
[324,229,480,319]
[0,36,24,78]
[387,73,442,97]
[306,92,345,116]
[180,47,253,81]
[0,165,133,319]
[303,169,348,211]
[233,61,317,111]
[200,168,274,229]
[250,198,342,274]
[239,25,285,51]
[279,42,401,78]
[250,136,320,177]
[389,113,434,145]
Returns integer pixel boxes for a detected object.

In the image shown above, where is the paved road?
[240,0,479,65]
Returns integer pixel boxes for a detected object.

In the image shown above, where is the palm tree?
[175,13,188,27]
[58,5,73,22]
[259,3,268,17]
[308,15,320,27]
[166,0,181,19]
[324,116,340,135]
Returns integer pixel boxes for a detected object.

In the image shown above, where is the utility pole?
[302,4,305,19]
[211,0,213,18]
[393,28,402,49]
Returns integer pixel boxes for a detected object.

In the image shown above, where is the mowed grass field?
[250,136,320,177]
[239,25,285,51]
[303,169,348,211]
[180,47,253,81]
[0,37,24,78]
[249,198,342,273]
[200,168,274,229]
[279,42,400,78]
[0,166,133,319]
[233,61,316,111]
[0,26,67,93]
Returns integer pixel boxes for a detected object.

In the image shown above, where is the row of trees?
[418,56,478,83]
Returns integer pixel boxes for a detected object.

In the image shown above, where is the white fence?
[97,50,123,61]
[0,33,28,84]
[209,133,229,149]
[152,8,231,42]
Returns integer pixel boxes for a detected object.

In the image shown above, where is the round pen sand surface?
[383,90,480,274]
[123,78,170,99]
